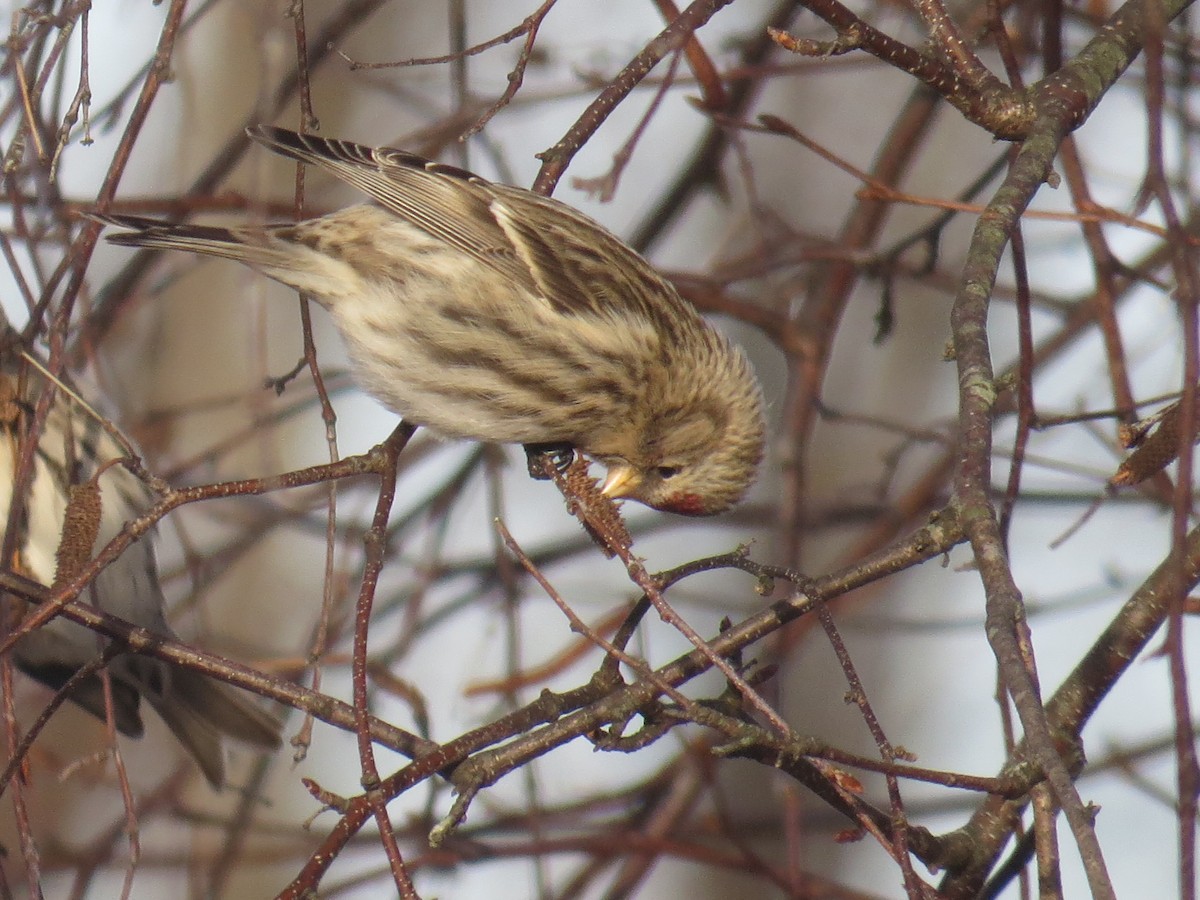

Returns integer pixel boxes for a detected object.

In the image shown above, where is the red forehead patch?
[661,493,708,516]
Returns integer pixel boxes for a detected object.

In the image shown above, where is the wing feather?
[247,126,695,335]
[248,127,534,291]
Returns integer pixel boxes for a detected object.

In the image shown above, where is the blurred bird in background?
[0,349,281,788]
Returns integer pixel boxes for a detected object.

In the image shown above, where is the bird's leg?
[523,442,575,480]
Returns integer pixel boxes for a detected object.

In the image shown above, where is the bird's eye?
[656,465,681,479]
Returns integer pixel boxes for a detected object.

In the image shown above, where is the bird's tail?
[88,213,298,272]
[125,656,283,789]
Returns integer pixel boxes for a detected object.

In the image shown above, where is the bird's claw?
[523,443,575,480]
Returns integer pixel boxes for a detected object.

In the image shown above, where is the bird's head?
[596,353,765,516]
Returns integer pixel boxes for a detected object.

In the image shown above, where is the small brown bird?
[0,359,281,787]
[95,126,765,515]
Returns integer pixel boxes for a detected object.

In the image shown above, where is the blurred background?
[0,0,1193,897]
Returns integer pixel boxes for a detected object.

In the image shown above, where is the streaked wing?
[248,126,538,295]
[247,126,689,328]
[485,182,689,331]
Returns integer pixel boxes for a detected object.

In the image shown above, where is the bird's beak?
[600,464,642,500]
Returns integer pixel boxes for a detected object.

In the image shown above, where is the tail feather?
[170,667,283,750]
[19,655,281,788]
[147,692,228,788]
[144,665,282,789]
[89,212,296,272]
